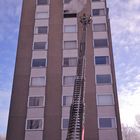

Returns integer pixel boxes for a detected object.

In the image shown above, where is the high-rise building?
[6,0,122,140]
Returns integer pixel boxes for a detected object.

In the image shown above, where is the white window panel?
[97,94,114,105]
[92,2,105,9]
[64,25,76,33]
[31,77,46,86]
[64,41,77,49]
[35,12,49,19]
[63,76,75,86]
[25,131,43,140]
[93,23,106,32]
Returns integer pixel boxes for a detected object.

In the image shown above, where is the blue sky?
[0,0,140,137]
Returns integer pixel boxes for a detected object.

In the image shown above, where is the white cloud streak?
[108,0,140,126]
[0,0,22,136]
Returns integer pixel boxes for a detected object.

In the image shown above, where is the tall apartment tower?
[6,0,122,140]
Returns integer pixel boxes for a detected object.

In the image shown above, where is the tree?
[121,124,139,140]
[135,114,140,129]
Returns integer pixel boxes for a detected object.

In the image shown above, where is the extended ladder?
[66,14,91,140]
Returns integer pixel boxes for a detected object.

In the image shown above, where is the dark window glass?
[37,0,48,5]
[38,26,47,34]
[96,74,111,84]
[99,118,112,128]
[94,39,108,47]
[63,119,69,129]
[27,119,42,129]
[32,59,46,67]
[29,97,44,107]
[34,42,47,50]
[95,56,109,64]
[64,0,71,4]
[64,13,77,18]
[92,9,105,16]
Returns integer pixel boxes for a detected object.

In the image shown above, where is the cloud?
[0,0,22,136]
[0,90,11,136]
[108,0,140,126]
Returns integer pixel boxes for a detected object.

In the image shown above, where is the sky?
[0,0,140,137]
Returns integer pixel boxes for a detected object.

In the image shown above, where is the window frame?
[92,9,106,16]
[28,96,45,108]
[93,23,106,32]
[96,94,114,106]
[94,39,108,48]
[95,56,109,65]
[30,76,46,87]
[63,40,77,50]
[34,26,48,34]
[63,57,77,67]
[96,74,112,85]
[63,76,76,86]
[61,118,69,129]
[35,12,49,19]
[32,58,47,68]
[64,25,77,33]
[26,118,44,130]
[62,95,73,106]
[98,117,116,129]
[33,42,48,50]
[63,0,71,4]
[36,0,49,5]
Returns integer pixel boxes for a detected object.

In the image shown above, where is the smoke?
[64,0,87,13]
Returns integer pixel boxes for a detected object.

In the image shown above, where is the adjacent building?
[6,0,122,140]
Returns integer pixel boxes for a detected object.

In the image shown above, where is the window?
[94,39,108,48]
[95,56,109,65]
[96,74,111,84]
[64,0,71,4]
[97,94,114,105]
[28,96,44,107]
[93,23,106,32]
[63,58,77,67]
[26,119,43,130]
[35,26,48,34]
[35,12,48,19]
[63,76,75,86]
[63,96,72,106]
[64,13,77,18]
[37,0,48,5]
[31,77,46,86]
[92,9,105,16]
[64,41,77,49]
[64,25,76,33]
[99,118,116,128]
[62,119,69,129]
[33,42,47,50]
[32,59,46,67]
